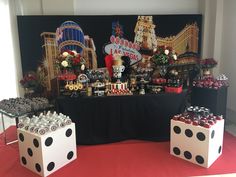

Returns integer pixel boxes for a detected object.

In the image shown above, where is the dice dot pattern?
[67,151,74,160]
[21,157,27,165]
[218,146,222,154]
[35,163,41,172]
[27,148,33,157]
[211,130,215,139]
[185,129,193,138]
[19,133,24,142]
[30,129,74,174]
[45,137,53,147]
[47,162,55,171]
[33,138,39,148]
[173,147,181,155]
[196,155,204,164]
[171,106,224,167]
[23,127,74,174]
[66,129,72,137]
[172,124,223,165]
[18,112,76,176]
[184,151,192,159]
[173,126,181,134]
[172,126,208,165]
[196,132,206,141]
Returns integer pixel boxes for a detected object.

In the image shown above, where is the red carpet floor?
[0,127,236,177]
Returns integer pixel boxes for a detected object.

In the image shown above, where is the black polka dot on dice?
[211,130,215,139]
[21,156,27,165]
[47,162,55,171]
[67,151,74,160]
[35,163,41,172]
[173,126,181,134]
[184,151,192,159]
[33,139,39,148]
[45,137,53,147]
[173,147,181,155]
[218,146,222,154]
[27,148,33,157]
[196,155,204,164]
[185,129,193,138]
[196,132,206,141]
[65,128,72,137]
[19,133,24,142]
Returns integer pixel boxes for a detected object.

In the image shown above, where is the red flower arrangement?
[152,46,177,65]
[20,71,40,90]
[56,50,86,74]
[200,58,217,69]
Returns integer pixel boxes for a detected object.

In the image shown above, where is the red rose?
[67,50,75,56]
[166,46,172,51]
[169,60,174,64]
[72,58,81,65]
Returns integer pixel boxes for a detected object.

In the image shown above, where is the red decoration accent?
[185,119,192,124]
[57,73,76,81]
[152,78,166,84]
[172,115,180,121]
[192,120,199,126]
[165,86,182,93]
[216,115,223,120]
[203,123,211,128]
[105,54,113,77]
[208,120,215,125]
[179,117,185,122]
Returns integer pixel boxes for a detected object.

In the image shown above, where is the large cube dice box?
[170,119,224,168]
[17,123,77,177]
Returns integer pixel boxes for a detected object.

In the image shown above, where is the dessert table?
[55,91,188,145]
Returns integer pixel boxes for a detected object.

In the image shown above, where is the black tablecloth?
[56,91,187,145]
[191,86,228,118]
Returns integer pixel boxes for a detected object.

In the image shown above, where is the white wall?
[199,0,223,76]
[42,0,74,15]
[74,0,200,15]
[221,0,236,113]
[199,0,216,62]
[17,0,43,15]
[9,0,24,97]
[18,0,200,15]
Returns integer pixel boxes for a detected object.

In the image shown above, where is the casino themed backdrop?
[17,15,202,93]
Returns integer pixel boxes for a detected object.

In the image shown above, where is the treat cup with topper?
[112,54,125,79]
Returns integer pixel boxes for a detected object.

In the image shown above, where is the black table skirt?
[191,86,228,118]
[56,91,187,145]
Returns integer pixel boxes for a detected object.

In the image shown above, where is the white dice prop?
[17,123,77,177]
[170,119,224,168]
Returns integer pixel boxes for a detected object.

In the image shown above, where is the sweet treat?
[107,82,133,96]
[172,106,223,129]
[193,74,229,89]
[0,97,50,115]
[18,111,72,135]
